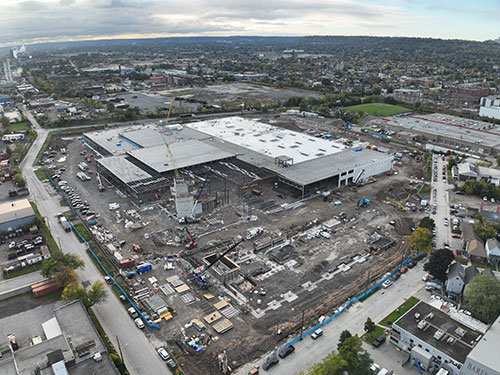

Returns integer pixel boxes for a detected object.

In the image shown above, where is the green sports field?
[344,103,411,117]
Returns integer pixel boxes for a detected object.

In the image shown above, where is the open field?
[6,121,29,133]
[345,103,411,117]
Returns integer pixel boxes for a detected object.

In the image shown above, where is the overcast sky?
[1,0,499,47]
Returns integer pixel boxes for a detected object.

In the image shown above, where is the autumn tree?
[407,227,433,254]
[41,253,85,287]
[62,281,107,309]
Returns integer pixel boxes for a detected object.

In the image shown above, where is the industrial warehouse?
[84,116,393,204]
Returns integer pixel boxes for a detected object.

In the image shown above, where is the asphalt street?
[430,155,451,249]
[235,263,427,375]
[20,106,170,375]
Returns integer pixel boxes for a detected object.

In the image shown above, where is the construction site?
[37,113,429,374]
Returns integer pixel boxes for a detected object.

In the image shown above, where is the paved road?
[235,263,426,375]
[20,106,170,375]
[430,155,451,249]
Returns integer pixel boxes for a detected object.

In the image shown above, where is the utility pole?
[299,310,305,340]
[116,335,124,362]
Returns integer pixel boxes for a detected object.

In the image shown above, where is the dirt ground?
[37,118,428,375]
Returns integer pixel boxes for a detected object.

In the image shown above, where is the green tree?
[1,116,9,128]
[464,275,500,322]
[423,249,455,282]
[41,253,85,287]
[300,351,347,375]
[418,217,435,232]
[338,335,373,375]
[496,155,500,167]
[474,220,498,242]
[407,227,433,254]
[364,318,375,333]
[62,281,107,309]
[337,330,352,350]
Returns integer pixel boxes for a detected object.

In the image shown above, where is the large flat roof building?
[0,199,36,233]
[390,301,490,375]
[376,113,500,155]
[460,315,500,375]
[88,117,392,201]
[0,300,119,375]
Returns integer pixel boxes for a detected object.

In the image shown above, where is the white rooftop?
[186,117,346,164]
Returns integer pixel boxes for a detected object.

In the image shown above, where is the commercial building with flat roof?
[89,117,392,201]
[0,300,118,375]
[480,96,500,120]
[460,315,500,375]
[390,301,483,375]
[0,198,36,232]
[376,113,500,156]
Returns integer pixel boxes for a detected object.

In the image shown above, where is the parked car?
[128,307,139,319]
[399,267,408,274]
[157,347,170,361]
[311,328,323,340]
[278,345,295,358]
[381,279,393,289]
[372,335,386,348]
[134,318,145,329]
[407,261,417,268]
[262,356,279,371]
[166,359,178,371]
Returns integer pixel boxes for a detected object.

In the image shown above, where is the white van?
[108,203,120,211]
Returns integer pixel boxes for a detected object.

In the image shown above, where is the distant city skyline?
[1,0,499,48]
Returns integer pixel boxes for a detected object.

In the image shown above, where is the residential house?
[485,238,500,265]
[460,223,480,257]
[446,262,465,295]
[446,262,479,296]
[467,239,487,263]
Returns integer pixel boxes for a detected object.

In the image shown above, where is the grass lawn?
[3,262,43,279]
[34,169,49,181]
[59,199,67,206]
[361,325,386,344]
[344,103,411,117]
[6,122,29,133]
[379,296,420,327]
[420,183,431,199]
[73,223,92,243]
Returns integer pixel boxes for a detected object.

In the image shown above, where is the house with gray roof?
[485,238,500,265]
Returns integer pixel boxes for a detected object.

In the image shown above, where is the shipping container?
[120,258,135,268]
[251,189,261,197]
[136,262,152,274]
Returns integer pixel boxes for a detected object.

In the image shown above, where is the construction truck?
[57,213,71,232]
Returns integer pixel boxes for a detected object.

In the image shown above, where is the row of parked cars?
[7,236,44,260]
[59,182,96,217]
[257,328,324,372]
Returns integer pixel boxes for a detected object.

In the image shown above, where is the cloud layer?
[1,0,497,47]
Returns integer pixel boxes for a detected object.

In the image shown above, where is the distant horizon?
[2,0,499,49]
[2,33,497,51]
